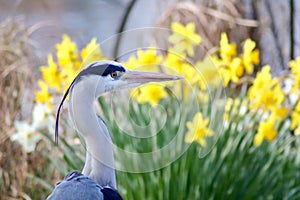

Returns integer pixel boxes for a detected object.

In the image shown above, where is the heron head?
[76,60,183,93]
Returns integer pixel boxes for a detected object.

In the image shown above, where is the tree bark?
[294,0,300,58]
[252,0,291,74]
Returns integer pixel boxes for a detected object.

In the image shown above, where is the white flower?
[11,121,41,153]
[32,103,54,131]
[283,78,298,104]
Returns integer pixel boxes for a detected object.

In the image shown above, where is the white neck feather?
[68,75,116,188]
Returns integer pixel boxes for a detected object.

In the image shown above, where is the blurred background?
[1,0,298,73]
[1,0,300,199]
[0,0,167,58]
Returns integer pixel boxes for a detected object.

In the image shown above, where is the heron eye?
[110,71,118,78]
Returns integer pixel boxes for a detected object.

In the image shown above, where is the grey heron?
[46,60,182,200]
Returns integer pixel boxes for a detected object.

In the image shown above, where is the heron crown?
[77,60,126,80]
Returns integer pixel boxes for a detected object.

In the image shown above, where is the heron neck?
[69,77,116,188]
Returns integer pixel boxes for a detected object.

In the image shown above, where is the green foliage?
[112,97,300,199]
[42,90,300,199]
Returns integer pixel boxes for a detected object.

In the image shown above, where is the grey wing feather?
[46,171,103,200]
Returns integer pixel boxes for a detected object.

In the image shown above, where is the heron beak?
[121,71,183,85]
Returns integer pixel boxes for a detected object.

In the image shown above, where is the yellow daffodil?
[36,80,52,110]
[242,38,259,74]
[40,54,62,91]
[81,37,105,66]
[248,65,284,112]
[248,65,272,98]
[131,84,168,106]
[165,53,199,84]
[185,112,214,146]
[249,87,283,112]
[211,55,243,87]
[220,32,236,63]
[54,34,82,92]
[291,101,300,135]
[56,34,79,68]
[254,84,284,111]
[164,52,202,101]
[182,64,201,85]
[124,48,162,72]
[126,49,164,103]
[254,117,277,146]
[229,57,243,83]
[217,66,231,87]
[270,106,288,119]
[195,57,220,90]
[169,22,202,57]
[164,51,186,72]
[289,57,300,93]
[215,35,259,87]
[36,35,107,107]
[253,132,264,147]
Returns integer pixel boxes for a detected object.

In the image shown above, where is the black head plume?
[55,78,76,144]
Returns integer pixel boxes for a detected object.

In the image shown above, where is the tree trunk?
[244,0,299,74]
